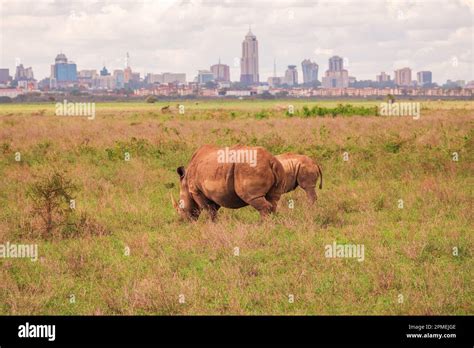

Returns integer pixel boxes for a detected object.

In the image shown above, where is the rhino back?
[275,154,300,193]
[186,145,281,208]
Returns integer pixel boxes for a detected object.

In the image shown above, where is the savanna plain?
[0,99,472,315]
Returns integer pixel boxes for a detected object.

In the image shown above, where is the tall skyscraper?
[284,65,298,86]
[301,59,319,84]
[50,53,77,88]
[394,67,412,86]
[240,28,259,85]
[417,71,432,86]
[329,56,344,72]
[322,55,349,88]
[15,64,27,80]
[210,59,230,82]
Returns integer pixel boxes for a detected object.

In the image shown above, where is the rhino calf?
[275,153,323,204]
[171,145,286,221]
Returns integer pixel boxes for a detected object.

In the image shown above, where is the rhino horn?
[170,192,178,209]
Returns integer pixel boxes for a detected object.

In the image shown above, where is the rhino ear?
[177,166,186,179]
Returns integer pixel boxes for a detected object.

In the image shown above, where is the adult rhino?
[275,153,323,204]
[171,145,286,221]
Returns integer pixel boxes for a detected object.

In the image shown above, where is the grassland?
[0,99,472,315]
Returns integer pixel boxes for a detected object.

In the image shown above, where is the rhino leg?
[191,191,220,221]
[302,186,317,204]
[207,202,221,221]
[266,192,281,213]
[247,196,273,218]
[297,165,319,204]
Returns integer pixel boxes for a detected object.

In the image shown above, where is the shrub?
[27,172,77,238]
[146,95,157,103]
[27,171,109,239]
[254,110,269,119]
[291,104,378,118]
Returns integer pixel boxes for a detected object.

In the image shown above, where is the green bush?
[145,95,157,103]
[292,104,378,118]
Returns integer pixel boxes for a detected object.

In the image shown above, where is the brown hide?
[275,153,322,204]
[174,145,286,220]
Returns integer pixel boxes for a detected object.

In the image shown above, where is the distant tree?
[70,88,81,96]
[275,91,289,98]
[259,91,275,99]
[145,95,157,103]
[0,96,12,103]
[205,81,218,89]
[13,94,27,102]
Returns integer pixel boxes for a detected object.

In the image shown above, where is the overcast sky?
[0,0,473,83]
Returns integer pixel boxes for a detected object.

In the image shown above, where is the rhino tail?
[317,164,323,189]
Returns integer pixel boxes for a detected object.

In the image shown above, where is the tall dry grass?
[0,101,472,314]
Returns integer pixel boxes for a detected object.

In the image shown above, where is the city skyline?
[1,0,473,84]
[2,42,468,88]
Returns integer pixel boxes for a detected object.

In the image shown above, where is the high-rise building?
[322,55,349,88]
[15,64,26,80]
[394,67,412,86]
[162,73,186,84]
[376,72,391,82]
[77,69,98,88]
[15,64,34,81]
[329,56,344,72]
[240,28,259,85]
[196,70,215,84]
[146,73,160,84]
[50,53,77,88]
[24,67,34,80]
[113,70,125,89]
[0,69,10,84]
[284,65,298,86]
[100,66,110,76]
[146,73,186,84]
[301,59,318,84]
[210,60,230,82]
[124,67,132,84]
[417,71,432,86]
[123,52,132,84]
[94,75,116,90]
[131,72,140,83]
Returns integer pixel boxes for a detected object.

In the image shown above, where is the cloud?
[0,0,472,83]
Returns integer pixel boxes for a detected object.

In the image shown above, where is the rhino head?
[171,166,201,221]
